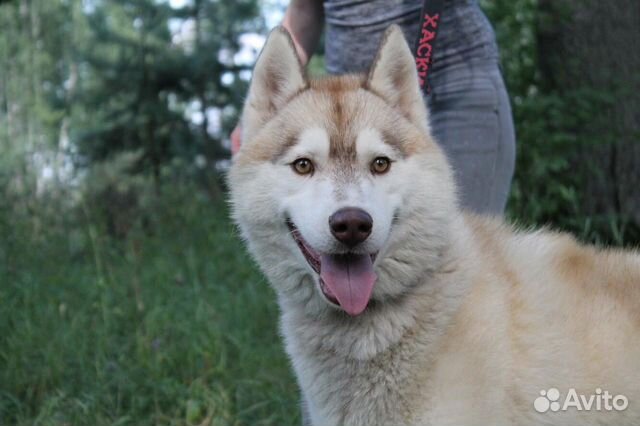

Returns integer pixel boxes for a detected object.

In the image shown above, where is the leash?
[413,0,443,95]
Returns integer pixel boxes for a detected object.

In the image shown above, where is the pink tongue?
[320,254,377,316]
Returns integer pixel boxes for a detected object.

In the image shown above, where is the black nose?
[329,208,373,248]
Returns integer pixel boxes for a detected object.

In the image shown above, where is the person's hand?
[231,125,242,155]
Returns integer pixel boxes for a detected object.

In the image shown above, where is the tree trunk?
[538,0,640,225]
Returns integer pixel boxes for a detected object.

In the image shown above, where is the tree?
[0,0,90,225]
[73,0,261,180]
[538,0,640,229]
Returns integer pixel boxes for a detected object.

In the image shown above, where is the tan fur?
[229,26,640,426]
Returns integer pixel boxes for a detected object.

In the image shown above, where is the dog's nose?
[329,208,373,247]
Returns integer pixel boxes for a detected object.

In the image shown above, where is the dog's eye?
[371,157,391,174]
[292,158,314,175]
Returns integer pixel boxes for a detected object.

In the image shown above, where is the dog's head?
[229,26,458,317]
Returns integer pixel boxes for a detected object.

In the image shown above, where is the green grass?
[0,189,300,426]
[2,180,638,426]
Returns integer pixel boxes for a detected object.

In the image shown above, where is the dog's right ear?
[366,25,430,134]
[241,27,307,144]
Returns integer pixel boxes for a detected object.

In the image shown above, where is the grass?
[0,187,300,426]
[2,179,638,426]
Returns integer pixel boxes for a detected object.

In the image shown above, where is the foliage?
[0,0,261,197]
[74,0,261,173]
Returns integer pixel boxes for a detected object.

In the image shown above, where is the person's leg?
[486,66,516,213]
[427,62,516,215]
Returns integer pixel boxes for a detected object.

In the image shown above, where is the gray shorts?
[426,60,516,215]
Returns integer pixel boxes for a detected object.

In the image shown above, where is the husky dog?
[228,25,640,426]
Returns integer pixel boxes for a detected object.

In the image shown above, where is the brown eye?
[371,157,391,174]
[292,158,314,175]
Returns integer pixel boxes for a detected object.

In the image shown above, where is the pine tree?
[73,0,261,180]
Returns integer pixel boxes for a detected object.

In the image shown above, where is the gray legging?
[323,0,516,215]
[427,60,516,215]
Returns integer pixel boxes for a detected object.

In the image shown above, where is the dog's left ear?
[241,27,307,144]
[366,25,430,133]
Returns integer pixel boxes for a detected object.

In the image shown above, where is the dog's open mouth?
[287,220,377,316]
